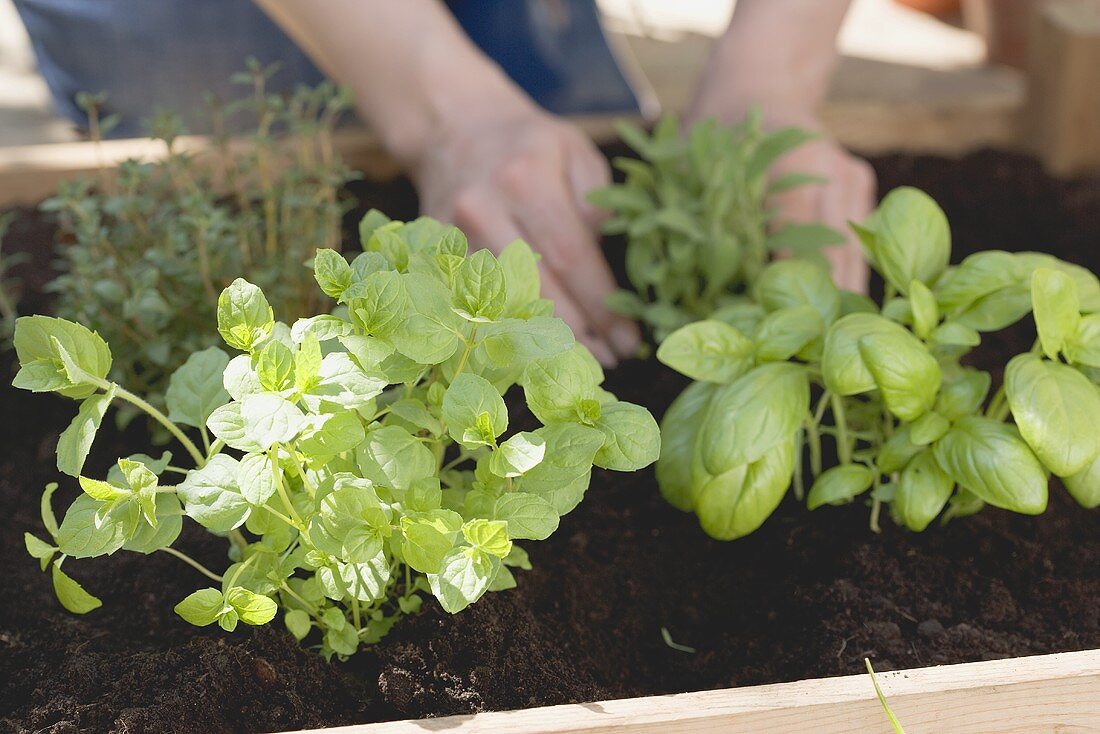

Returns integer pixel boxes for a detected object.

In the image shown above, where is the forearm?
[253,0,535,167]
[692,0,852,124]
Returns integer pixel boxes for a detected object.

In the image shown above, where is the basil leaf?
[1005,353,1100,476]
[933,417,1048,514]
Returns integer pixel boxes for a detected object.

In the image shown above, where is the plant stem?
[865,658,907,734]
[831,394,853,465]
[159,547,223,582]
[280,581,320,616]
[805,418,822,477]
[792,429,805,501]
[869,496,883,534]
[986,383,1010,422]
[229,529,249,554]
[109,383,205,466]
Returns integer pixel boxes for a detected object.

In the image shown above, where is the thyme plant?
[43,61,356,422]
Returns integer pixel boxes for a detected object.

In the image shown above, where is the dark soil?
[1,150,1099,733]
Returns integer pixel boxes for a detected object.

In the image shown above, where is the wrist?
[372,46,537,171]
[689,0,848,127]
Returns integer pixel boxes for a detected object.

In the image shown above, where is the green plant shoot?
[15,211,661,659]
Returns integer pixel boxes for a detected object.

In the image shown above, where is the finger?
[541,268,618,367]
[564,130,613,231]
[449,189,619,364]
[824,160,875,293]
[511,179,639,359]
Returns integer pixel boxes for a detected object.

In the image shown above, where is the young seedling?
[588,113,843,341]
[42,60,357,426]
[865,658,907,734]
[16,212,661,658]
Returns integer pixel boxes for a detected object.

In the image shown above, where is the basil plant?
[587,114,845,341]
[655,187,1100,540]
[15,211,660,658]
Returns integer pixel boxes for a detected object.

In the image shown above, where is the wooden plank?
[0,117,635,207]
[1025,0,1100,176]
[283,650,1100,734]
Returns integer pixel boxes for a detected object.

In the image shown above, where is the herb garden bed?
[0,149,1098,733]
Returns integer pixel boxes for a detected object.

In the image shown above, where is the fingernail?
[608,322,640,359]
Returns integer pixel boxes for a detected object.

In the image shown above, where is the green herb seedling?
[865,658,907,734]
[588,113,842,341]
[599,120,1100,541]
[15,212,661,659]
[43,60,357,427]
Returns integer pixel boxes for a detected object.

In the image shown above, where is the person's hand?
[767,126,875,293]
[683,0,875,293]
[411,108,640,366]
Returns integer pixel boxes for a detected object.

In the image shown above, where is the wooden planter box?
[1,72,1095,731]
[283,650,1100,734]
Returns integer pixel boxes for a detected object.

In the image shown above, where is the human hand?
[410,108,640,365]
[768,128,875,293]
[683,0,873,292]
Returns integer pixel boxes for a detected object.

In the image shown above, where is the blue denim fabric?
[13,0,642,138]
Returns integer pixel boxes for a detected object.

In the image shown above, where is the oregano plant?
[16,211,660,657]
[587,113,844,341]
[650,187,1100,539]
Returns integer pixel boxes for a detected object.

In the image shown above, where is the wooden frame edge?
[281,649,1100,734]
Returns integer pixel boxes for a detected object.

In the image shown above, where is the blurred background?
[0,0,1096,175]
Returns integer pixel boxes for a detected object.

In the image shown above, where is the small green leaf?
[313,249,354,300]
[216,279,274,352]
[1031,268,1080,359]
[442,374,508,448]
[78,476,128,502]
[498,240,541,316]
[754,260,841,325]
[807,465,875,510]
[694,439,795,540]
[489,432,546,478]
[174,587,227,627]
[1062,453,1100,509]
[285,609,312,640]
[177,455,250,533]
[400,513,459,574]
[166,347,231,428]
[24,533,57,571]
[493,492,559,541]
[909,412,950,446]
[1005,353,1100,476]
[933,416,1047,514]
[894,450,954,531]
[697,363,808,476]
[453,248,506,320]
[52,561,102,614]
[592,401,661,472]
[13,315,112,399]
[908,280,939,339]
[656,320,753,383]
[462,519,512,558]
[864,187,951,294]
[226,587,278,626]
[56,386,115,477]
[428,547,497,613]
